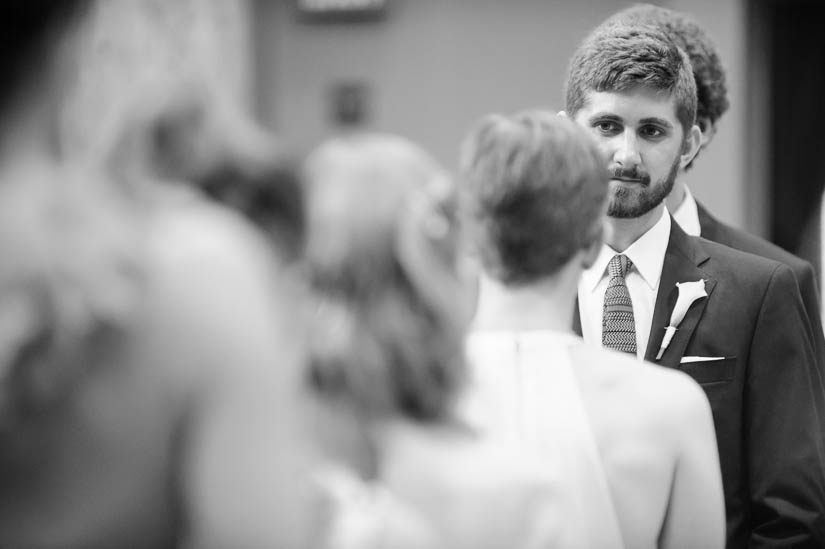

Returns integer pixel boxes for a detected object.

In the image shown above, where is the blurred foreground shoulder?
[140,193,317,548]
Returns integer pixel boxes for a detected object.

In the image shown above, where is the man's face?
[572,87,686,218]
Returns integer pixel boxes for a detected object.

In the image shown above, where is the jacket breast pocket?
[679,357,736,384]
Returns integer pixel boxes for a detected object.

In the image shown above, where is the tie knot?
[608,254,632,279]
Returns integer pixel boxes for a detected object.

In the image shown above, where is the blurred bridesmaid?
[303,133,569,549]
[0,2,318,547]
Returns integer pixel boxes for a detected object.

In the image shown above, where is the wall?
[64,0,252,162]
[254,0,749,230]
[669,0,750,233]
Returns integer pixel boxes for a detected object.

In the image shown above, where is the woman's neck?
[471,265,580,333]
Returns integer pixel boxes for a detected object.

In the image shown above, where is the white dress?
[462,329,625,549]
[315,423,566,549]
[314,331,623,549]
[314,463,439,549]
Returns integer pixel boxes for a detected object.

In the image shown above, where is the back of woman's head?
[103,85,307,262]
[304,134,469,423]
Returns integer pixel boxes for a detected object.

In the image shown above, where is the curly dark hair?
[565,23,698,139]
[602,4,728,169]
[605,4,729,130]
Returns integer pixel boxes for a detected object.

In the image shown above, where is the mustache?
[610,167,651,185]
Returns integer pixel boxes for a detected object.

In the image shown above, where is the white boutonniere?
[656,280,707,360]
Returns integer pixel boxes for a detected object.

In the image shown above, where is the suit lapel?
[644,219,716,367]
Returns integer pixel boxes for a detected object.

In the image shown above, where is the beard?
[606,156,680,219]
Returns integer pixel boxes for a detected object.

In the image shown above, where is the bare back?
[569,343,724,548]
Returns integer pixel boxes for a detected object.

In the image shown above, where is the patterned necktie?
[602,254,636,355]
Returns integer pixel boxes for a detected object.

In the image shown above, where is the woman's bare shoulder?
[569,343,712,429]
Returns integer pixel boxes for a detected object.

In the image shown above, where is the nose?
[613,130,641,168]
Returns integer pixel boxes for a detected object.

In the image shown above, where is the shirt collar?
[669,185,701,237]
[582,209,671,292]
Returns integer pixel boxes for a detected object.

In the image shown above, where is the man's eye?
[594,121,619,134]
[640,126,664,138]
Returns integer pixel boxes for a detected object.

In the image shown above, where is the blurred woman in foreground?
[0,2,317,547]
[303,134,567,549]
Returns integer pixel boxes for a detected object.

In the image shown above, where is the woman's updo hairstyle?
[304,134,469,423]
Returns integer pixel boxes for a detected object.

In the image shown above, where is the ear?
[698,117,717,148]
[680,124,702,170]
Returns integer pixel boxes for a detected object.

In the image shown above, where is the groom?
[567,23,825,547]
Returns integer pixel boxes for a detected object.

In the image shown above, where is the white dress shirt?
[670,185,702,237]
[578,210,671,359]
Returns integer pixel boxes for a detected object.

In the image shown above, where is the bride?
[459,110,725,548]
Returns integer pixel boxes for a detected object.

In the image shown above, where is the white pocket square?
[680,356,726,364]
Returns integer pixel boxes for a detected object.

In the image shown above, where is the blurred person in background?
[101,85,306,263]
[566,22,825,547]
[459,110,723,549]
[303,133,573,548]
[605,0,825,381]
[0,2,318,547]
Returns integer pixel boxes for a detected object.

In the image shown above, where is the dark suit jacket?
[696,200,823,341]
[576,220,825,547]
[654,222,825,547]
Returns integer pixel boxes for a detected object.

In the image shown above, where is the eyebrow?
[587,113,623,124]
[585,113,676,130]
[639,117,674,129]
